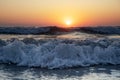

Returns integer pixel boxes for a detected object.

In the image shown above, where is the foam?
[0,38,120,69]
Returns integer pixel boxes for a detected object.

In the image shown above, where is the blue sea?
[0,27,120,80]
[0,64,120,80]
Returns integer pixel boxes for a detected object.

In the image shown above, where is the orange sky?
[0,0,120,27]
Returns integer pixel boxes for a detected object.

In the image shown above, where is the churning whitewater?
[0,38,120,69]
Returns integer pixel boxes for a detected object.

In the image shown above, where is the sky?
[0,0,120,27]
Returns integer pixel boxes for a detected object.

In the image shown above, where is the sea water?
[0,64,119,80]
[0,32,120,80]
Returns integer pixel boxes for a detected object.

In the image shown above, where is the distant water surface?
[0,32,119,40]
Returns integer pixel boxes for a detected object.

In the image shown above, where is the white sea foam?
[0,38,120,69]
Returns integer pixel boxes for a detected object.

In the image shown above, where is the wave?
[0,26,69,35]
[74,26,120,35]
[0,38,120,69]
[0,26,120,35]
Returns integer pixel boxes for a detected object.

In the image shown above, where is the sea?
[0,27,120,80]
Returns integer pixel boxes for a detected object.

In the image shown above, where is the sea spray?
[0,38,120,69]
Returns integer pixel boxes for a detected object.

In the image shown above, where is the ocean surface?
[0,30,120,80]
[0,64,120,80]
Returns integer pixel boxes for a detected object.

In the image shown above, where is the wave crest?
[0,38,120,69]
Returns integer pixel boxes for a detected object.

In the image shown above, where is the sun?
[65,20,72,26]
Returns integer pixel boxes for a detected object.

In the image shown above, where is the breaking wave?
[0,26,120,35]
[0,38,120,69]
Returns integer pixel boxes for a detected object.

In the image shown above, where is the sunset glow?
[65,19,72,27]
[0,0,120,27]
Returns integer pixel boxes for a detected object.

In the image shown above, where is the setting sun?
[66,20,72,26]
